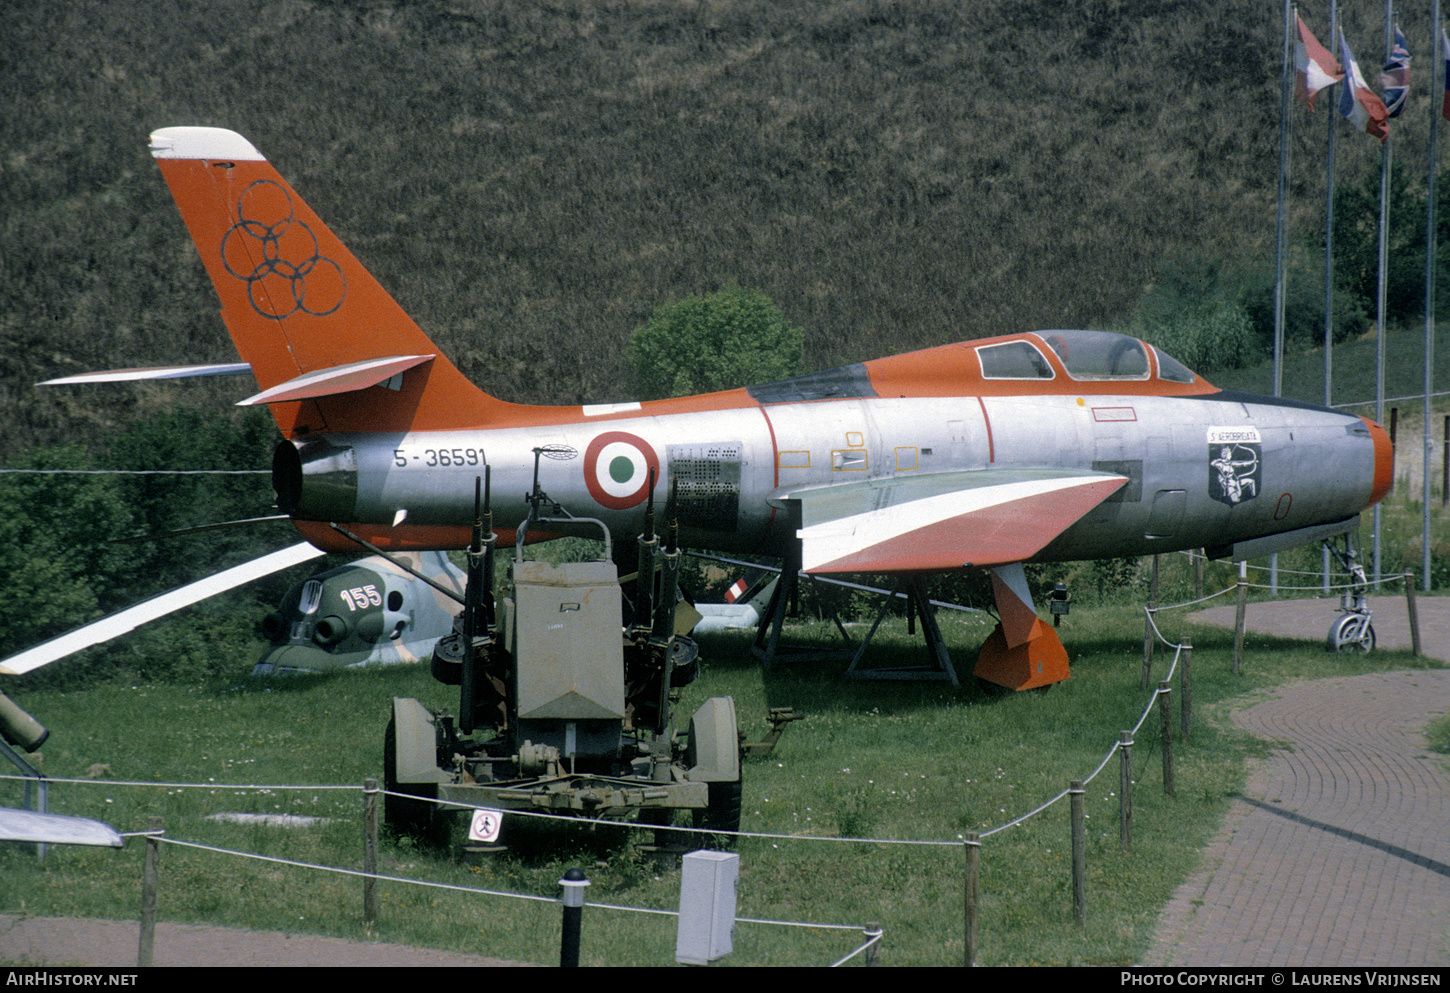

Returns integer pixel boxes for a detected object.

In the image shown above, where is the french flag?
[1339,31,1389,141]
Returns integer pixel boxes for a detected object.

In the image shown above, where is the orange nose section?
[1361,416,1394,508]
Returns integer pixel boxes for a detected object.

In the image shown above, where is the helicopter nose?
[1361,416,1394,509]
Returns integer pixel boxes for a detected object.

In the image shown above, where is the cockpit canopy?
[750,328,1211,406]
[976,330,1196,385]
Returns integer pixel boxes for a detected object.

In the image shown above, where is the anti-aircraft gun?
[383,453,741,848]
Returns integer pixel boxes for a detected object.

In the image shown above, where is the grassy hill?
[4,0,1435,457]
[1211,322,1450,412]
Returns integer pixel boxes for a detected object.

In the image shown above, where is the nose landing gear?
[1323,535,1374,654]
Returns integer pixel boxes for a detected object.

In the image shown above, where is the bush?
[1236,261,1370,350]
[1132,300,1257,373]
[628,285,804,399]
[1112,251,1258,372]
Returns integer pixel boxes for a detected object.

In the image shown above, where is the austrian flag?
[1338,32,1390,141]
[1295,15,1343,110]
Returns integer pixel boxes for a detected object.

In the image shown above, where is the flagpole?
[1424,6,1442,592]
[1373,0,1394,585]
[1276,1,1292,407]
[1273,0,1295,594]
[1324,0,1341,594]
[1325,0,1339,412]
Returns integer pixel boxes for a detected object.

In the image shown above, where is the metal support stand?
[844,576,960,686]
[750,550,857,667]
[750,515,958,685]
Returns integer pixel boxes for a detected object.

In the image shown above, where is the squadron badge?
[1208,427,1261,505]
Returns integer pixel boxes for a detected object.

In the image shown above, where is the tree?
[628,285,804,400]
[0,444,131,657]
[1329,162,1450,326]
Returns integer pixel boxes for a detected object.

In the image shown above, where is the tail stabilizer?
[149,127,508,437]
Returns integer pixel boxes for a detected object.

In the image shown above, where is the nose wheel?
[1327,614,1375,653]
[1322,533,1374,654]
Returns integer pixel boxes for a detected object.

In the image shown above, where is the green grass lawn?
[2,599,1439,967]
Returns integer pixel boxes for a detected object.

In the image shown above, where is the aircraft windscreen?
[1150,346,1196,384]
[976,340,1054,379]
[1036,330,1150,381]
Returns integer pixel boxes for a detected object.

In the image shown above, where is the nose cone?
[1361,416,1394,509]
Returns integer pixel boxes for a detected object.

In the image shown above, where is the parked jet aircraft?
[692,575,780,635]
[0,548,468,678]
[4,126,1394,689]
[254,551,466,675]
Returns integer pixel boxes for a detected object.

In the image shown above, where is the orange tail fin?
[149,127,506,437]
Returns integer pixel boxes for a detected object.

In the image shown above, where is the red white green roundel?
[584,431,660,510]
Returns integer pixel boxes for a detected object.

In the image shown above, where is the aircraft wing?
[0,808,124,847]
[0,543,325,676]
[789,468,1127,574]
[39,363,253,385]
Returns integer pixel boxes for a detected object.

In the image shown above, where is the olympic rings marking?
[220,180,346,320]
[583,431,659,511]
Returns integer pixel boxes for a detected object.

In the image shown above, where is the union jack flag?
[1382,25,1410,118]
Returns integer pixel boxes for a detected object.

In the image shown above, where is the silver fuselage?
[297,388,1382,567]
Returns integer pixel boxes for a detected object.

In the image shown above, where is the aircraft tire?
[1327,615,1375,653]
[692,778,743,849]
[638,806,678,849]
[383,716,438,836]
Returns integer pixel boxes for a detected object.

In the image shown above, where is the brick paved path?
[0,914,534,967]
[1144,668,1450,966]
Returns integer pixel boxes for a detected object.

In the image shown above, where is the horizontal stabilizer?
[236,355,435,407]
[40,363,252,386]
[792,468,1126,574]
[0,543,325,676]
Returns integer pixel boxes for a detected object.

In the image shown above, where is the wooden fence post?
[1158,681,1174,797]
[1232,561,1248,674]
[1405,572,1421,657]
[963,834,980,967]
[864,922,883,967]
[1141,555,1159,688]
[1118,732,1133,852]
[364,778,379,924]
[1443,415,1449,508]
[1141,608,1155,689]
[1070,781,1087,926]
[138,815,162,968]
[1180,637,1192,743]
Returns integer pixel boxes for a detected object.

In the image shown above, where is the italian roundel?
[584,431,660,510]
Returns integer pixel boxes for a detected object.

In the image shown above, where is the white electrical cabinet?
[675,849,739,965]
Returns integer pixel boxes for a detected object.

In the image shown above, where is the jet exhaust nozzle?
[274,439,358,521]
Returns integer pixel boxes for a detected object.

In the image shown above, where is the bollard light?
[560,866,590,907]
[1048,582,1070,626]
[559,867,590,967]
